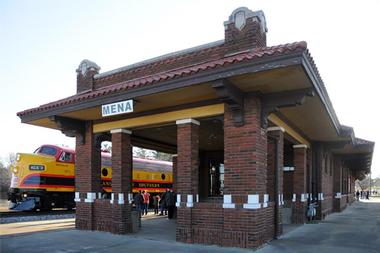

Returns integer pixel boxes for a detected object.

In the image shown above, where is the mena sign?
[102,99,134,117]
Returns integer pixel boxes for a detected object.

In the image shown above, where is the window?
[209,163,224,196]
[38,146,57,156]
[59,152,73,162]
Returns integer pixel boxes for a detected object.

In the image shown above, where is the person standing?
[160,189,168,215]
[143,190,150,215]
[356,190,360,201]
[166,189,176,219]
[134,191,144,216]
[153,194,160,214]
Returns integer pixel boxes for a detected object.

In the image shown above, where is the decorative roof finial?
[76,59,100,76]
[224,7,267,33]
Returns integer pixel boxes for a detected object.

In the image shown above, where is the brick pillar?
[176,119,199,243]
[172,155,178,192]
[267,127,284,238]
[111,129,133,234]
[333,156,343,212]
[75,121,101,231]
[223,95,269,248]
[292,145,307,224]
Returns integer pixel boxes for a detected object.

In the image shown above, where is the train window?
[38,146,57,156]
[59,152,73,162]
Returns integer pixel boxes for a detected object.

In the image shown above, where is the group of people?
[356,190,370,200]
[133,189,176,219]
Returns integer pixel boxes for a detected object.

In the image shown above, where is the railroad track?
[0,209,75,218]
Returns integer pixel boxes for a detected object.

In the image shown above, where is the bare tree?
[356,175,371,191]
[153,151,173,162]
[0,153,15,197]
[133,147,154,159]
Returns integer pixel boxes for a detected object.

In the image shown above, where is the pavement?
[1,198,380,253]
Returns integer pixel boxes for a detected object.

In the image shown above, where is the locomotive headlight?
[12,165,18,174]
[23,193,27,198]
[29,164,45,171]
[16,153,21,161]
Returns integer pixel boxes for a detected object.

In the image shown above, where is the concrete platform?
[1,199,380,253]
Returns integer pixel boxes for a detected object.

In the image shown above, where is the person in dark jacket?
[165,189,176,219]
[134,190,144,216]
[160,189,168,215]
[153,194,160,214]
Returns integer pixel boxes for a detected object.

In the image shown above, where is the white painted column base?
[186,194,193,208]
[110,193,115,204]
[118,193,125,204]
[262,194,269,208]
[175,194,181,207]
[244,194,261,209]
[223,194,235,208]
[128,193,133,204]
[85,192,96,203]
[74,192,81,202]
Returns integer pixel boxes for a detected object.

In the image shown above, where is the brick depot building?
[18,7,374,249]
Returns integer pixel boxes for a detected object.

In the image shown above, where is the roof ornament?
[224,7,268,33]
[76,59,100,76]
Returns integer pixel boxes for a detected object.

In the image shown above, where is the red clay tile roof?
[17,41,307,117]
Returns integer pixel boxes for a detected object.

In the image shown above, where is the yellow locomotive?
[8,144,172,211]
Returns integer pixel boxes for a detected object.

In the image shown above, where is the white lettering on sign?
[102,100,134,117]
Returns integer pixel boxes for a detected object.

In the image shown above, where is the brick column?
[111,129,133,234]
[222,96,269,248]
[267,127,284,238]
[176,119,199,243]
[172,155,178,192]
[292,144,307,224]
[75,121,101,231]
[333,156,343,212]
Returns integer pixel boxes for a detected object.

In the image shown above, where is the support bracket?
[212,79,244,126]
[261,88,315,128]
[49,116,86,144]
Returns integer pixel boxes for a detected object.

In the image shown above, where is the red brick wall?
[292,147,307,224]
[224,18,266,54]
[111,131,132,193]
[224,95,266,195]
[267,139,275,201]
[111,131,133,233]
[75,122,101,231]
[172,155,177,192]
[222,95,273,247]
[333,156,344,212]
[75,126,134,234]
[176,121,199,243]
[175,96,276,248]
[77,69,98,93]
[191,202,224,245]
[91,13,266,92]
[75,122,101,193]
[93,45,223,90]
[267,129,284,237]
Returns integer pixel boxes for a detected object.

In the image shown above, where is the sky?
[0,0,379,177]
